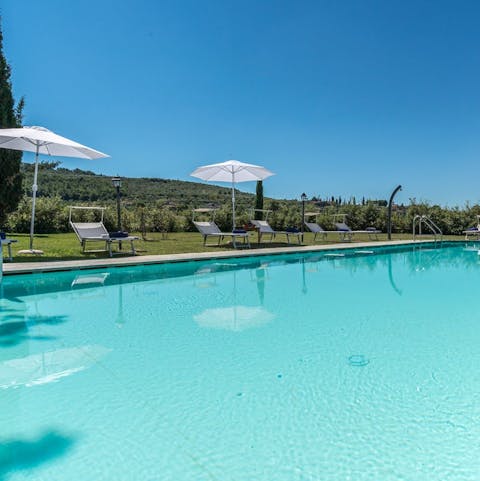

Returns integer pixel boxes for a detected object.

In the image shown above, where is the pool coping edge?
[1,239,454,276]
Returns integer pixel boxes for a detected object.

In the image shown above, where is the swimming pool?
[1,242,480,480]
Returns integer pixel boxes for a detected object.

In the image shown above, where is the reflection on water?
[194,306,275,331]
[0,242,464,301]
[71,273,109,288]
[0,345,111,389]
[194,268,275,331]
[0,308,67,348]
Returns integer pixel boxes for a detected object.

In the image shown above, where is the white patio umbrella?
[190,159,274,230]
[0,126,109,254]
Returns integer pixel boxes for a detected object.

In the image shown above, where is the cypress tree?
[254,180,263,220]
[0,19,24,227]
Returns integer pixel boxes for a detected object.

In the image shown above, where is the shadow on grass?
[0,430,76,480]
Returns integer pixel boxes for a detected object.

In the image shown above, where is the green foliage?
[254,180,264,220]
[0,20,24,226]
[7,196,68,233]
[6,162,480,236]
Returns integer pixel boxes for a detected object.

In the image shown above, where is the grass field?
[2,231,465,263]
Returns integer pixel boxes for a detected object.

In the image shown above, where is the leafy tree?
[0,19,24,226]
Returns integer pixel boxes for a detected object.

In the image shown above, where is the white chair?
[193,209,250,248]
[69,206,139,257]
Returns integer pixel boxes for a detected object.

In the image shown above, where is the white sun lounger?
[304,222,328,241]
[334,222,381,241]
[332,213,381,241]
[464,217,480,240]
[464,228,480,240]
[193,221,250,248]
[69,206,139,257]
[250,220,302,245]
[333,222,356,242]
[303,212,328,242]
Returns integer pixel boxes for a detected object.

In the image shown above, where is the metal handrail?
[412,215,443,241]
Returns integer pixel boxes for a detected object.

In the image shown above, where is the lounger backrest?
[251,220,275,233]
[71,221,109,240]
[193,221,222,235]
[335,222,351,232]
[305,222,324,233]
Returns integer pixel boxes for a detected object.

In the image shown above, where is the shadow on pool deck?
[0,430,76,480]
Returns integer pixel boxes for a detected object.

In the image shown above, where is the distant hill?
[20,162,389,211]
[21,161,261,209]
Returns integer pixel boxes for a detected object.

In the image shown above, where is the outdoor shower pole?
[387,185,402,240]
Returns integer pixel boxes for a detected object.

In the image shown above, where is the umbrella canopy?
[190,159,274,230]
[0,126,109,254]
[193,305,274,332]
[0,126,109,159]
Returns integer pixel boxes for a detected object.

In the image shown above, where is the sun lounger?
[303,213,328,242]
[464,227,480,240]
[333,222,355,242]
[304,221,328,242]
[250,220,302,244]
[463,216,480,240]
[334,222,381,241]
[193,221,250,248]
[332,213,381,241]
[69,206,138,257]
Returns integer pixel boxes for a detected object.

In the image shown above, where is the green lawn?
[3,231,465,263]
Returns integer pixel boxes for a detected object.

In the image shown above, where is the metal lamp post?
[111,176,122,231]
[300,192,307,241]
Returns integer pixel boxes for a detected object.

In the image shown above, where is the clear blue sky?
[2,0,480,206]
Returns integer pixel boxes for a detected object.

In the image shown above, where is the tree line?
[4,185,480,236]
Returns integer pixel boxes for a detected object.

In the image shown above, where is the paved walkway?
[1,239,438,275]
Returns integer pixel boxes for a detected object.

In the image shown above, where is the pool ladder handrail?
[412,215,443,242]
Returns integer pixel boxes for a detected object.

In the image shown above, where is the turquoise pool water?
[1,243,480,480]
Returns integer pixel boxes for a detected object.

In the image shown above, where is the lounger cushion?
[109,231,129,238]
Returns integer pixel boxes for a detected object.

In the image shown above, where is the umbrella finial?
[25,126,52,133]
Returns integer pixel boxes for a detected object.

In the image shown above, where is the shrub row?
[4,195,480,235]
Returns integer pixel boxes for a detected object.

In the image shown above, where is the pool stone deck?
[1,239,441,275]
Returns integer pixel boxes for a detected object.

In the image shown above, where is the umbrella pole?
[29,144,40,251]
[231,172,236,231]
